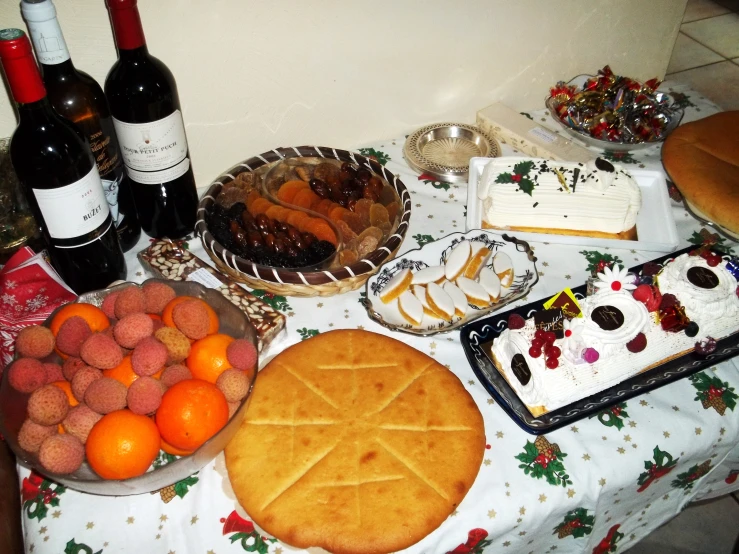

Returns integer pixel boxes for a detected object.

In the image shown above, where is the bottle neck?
[107,2,147,52]
[0,34,47,105]
[17,96,55,124]
[21,0,71,66]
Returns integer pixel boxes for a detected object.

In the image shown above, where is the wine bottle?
[0,29,126,294]
[21,0,142,252]
[104,0,199,239]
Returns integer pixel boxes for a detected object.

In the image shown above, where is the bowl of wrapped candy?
[545,65,684,152]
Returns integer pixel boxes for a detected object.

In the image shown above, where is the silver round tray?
[403,122,500,183]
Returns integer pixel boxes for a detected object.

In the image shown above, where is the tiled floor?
[626,7,739,552]
[666,0,739,110]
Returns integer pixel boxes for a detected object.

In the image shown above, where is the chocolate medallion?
[687,266,719,289]
[591,305,624,331]
[511,353,531,386]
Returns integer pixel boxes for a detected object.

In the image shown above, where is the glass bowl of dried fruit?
[196,146,412,297]
[0,279,258,495]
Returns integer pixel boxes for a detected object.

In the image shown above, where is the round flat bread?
[662,111,739,234]
[225,329,485,554]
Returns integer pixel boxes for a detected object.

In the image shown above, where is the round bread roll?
[662,111,739,234]
[225,329,485,554]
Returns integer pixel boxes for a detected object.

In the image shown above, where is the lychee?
[171,299,209,340]
[80,333,123,370]
[55,316,92,357]
[84,377,128,414]
[131,337,167,376]
[27,384,69,426]
[62,404,102,444]
[71,365,103,402]
[127,376,163,415]
[8,358,47,393]
[113,312,154,349]
[216,368,250,402]
[43,362,64,384]
[17,418,57,453]
[101,291,119,319]
[159,364,192,388]
[38,434,84,474]
[154,326,191,363]
[114,286,145,319]
[62,357,87,381]
[226,339,258,372]
[142,282,176,315]
[14,325,55,359]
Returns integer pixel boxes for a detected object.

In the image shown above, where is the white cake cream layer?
[491,277,739,415]
[657,254,739,333]
[477,157,642,234]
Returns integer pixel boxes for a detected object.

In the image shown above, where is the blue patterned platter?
[362,230,539,336]
[460,246,739,435]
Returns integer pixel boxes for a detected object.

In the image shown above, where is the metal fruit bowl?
[0,278,258,496]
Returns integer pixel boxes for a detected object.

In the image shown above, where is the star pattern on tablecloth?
[629,421,637,428]
[52,511,60,518]
[539,494,547,503]
[571,426,579,433]
[191,516,198,525]
[274,548,283,554]
[664,431,670,438]
[484,459,491,466]
[127,516,134,524]
[86,522,94,529]
[695,428,702,435]
[720,427,726,435]
[624,435,631,442]
[617,447,626,454]
[487,398,495,405]
[599,478,607,486]
[640,400,649,406]
[39,527,46,535]
[583,454,591,461]
[160,514,168,521]
[488,509,497,519]
[567,489,576,498]
[672,406,680,411]
[496,431,504,438]
[519,506,526,515]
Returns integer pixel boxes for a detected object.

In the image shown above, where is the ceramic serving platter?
[465,156,680,253]
[459,246,739,435]
[362,230,538,336]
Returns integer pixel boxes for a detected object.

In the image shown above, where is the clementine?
[86,409,161,480]
[161,296,218,335]
[50,303,110,336]
[156,379,228,451]
[186,333,234,384]
[160,437,194,457]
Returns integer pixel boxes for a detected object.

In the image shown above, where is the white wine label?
[33,166,110,239]
[125,157,190,185]
[22,1,71,65]
[113,110,190,184]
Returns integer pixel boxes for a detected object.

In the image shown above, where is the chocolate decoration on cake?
[595,157,615,172]
[511,353,531,386]
[591,305,625,331]
[534,308,565,338]
[686,266,719,289]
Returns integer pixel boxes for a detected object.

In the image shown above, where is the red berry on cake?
[534,329,546,341]
[706,255,721,267]
[632,284,652,304]
[626,332,647,353]
[546,345,562,359]
[531,337,545,350]
[544,332,557,345]
[582,347,600,364]
[545,357,559,369]
[507,314,526,330]
[695,337,717,355]
[529,346,542,358]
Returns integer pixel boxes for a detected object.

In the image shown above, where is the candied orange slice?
[277,180,309,203]
[245,190,262,209]
[329,206,349,222]
[341,211,365,234]
[307,220,338,246]
[249,197,274,215]
[292,189,318,210]
[335,219,357,241]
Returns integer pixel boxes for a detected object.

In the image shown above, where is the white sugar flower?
[561,318,584,352]
[594,264,636,292]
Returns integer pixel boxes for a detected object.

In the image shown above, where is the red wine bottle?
[21,0,142,252]
[104,0,198,239]
[0,29,126,294]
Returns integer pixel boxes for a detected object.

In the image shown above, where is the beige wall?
[0,0,686,186]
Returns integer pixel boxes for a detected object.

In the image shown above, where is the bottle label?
[32,166,110,241]
[24,11,71,65]
[113,110,190,184]
[101,172,122,226]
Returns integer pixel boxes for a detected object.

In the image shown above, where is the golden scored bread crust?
[482,221,637,241]
[662,111,739,234]
[225,330,486,554]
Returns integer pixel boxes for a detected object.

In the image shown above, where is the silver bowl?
[545,74,684,153]
[0,278,258,496]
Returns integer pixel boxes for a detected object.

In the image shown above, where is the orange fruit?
[50,380,79,407]
[161,296,219,335]
[155,379,228,451]
[50,303,110,336]
[186,334,234,383]
[148,313,162,321]
[160,437,194,457]
[86,409,161,480]
[104,355,162,386]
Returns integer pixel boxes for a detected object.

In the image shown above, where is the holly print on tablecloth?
[725,469,739,484]
[64,539,102,554]
[298,328,319,341]
[687,229,734,255]
[516,436,572,487]
[418,173,452,190]
[672,460,712,492]
[637,446,679,492]
[553,507,595,539]
[690,371,737,415]
[21,470,65,521]
[446,528,491,553]
[669,91,697,110]
[413,234,436,247]
[357,147,390,166]
[221,510,278,553]
[592,524,624,554]
[495,160,536,196]
[601,150,638,164]
[151,452,199,503]
[250,290,292,312]
[590,402,630,430]
[580,250,623,275]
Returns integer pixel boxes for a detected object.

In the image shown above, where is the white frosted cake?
[477,157,642,239]
[489,253,739,416]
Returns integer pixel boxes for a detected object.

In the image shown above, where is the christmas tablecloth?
[17,83,739,554]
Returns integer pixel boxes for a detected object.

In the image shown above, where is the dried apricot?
[245,190,262,209]
[307,220,338,246]
[266,205,289,222]
[370,203,390,226]
[286,210,310,229]
[328,206,349,222]
[314,199,334,216]
[292,189,318,210]
[276,180,309,203]
[249,197,273,215]
[354,199,373,228]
